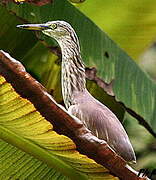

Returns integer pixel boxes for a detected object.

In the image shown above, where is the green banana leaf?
[1,0,156,135]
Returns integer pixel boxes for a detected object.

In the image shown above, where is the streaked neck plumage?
[57,32,86,109]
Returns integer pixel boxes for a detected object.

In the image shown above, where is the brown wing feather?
[68,91,136,163]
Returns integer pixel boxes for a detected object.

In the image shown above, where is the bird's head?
[17,21,77,42]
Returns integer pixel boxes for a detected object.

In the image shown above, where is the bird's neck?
[58,38,86,109]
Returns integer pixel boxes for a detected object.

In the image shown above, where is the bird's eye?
[50,23,57,30]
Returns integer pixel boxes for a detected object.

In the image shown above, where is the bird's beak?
[16,23,49,31]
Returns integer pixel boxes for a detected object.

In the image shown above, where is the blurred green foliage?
[78,0,156,60]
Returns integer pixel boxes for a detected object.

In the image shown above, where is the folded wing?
[68,98,136,163]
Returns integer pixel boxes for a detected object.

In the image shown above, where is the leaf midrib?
[0,125,87,180]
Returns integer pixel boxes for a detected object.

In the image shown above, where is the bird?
[17,21,136,163]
